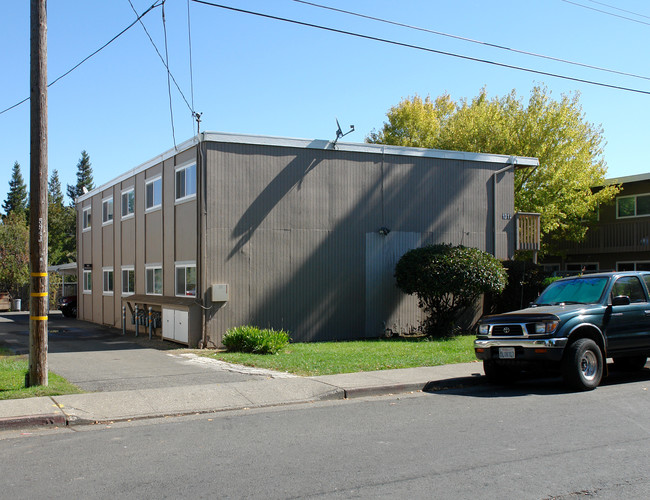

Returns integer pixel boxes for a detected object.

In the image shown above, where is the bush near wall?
[222,326,290,354]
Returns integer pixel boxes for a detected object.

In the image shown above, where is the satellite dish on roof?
[332,118,354,148]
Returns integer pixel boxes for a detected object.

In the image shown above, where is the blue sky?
[1,0,648,205]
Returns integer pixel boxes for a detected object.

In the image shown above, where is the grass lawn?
[197,335,478,376]
[0,349,83,400]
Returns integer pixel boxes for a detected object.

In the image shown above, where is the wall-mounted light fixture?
[378,227,391,236]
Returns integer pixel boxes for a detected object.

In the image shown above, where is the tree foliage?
[395,244,507,337]
[368,87,618,251]
[0,212,30,298]
[66,150,94,204]
[49,169,76,265]
[2,161,28,220]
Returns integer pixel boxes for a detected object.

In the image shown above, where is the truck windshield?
[535,277,608,305]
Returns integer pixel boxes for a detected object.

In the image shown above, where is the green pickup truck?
[475,272,650,391]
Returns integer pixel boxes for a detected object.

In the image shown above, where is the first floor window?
[103,269,114,294]
[146,266,163,295]
[83,270,92,293]
[122,267,135,294]
[175,263,197,297]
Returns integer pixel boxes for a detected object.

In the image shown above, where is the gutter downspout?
[493,159,517,257]
[197,132,208,349]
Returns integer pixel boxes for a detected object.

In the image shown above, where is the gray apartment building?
[76,132,539,347]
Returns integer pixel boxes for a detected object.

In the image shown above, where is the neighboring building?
[76,132,539,346]
[547,172,650,273]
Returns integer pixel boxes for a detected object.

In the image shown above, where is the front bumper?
[474,337,568,362]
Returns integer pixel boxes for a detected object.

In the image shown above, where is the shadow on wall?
[224,148,489,342]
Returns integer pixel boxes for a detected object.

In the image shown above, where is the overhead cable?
[126,0,194,113]
[161,1,177,149]
[561,0,650,26]
[586,0,650,20]
[191,0,650,96]
[0,1,163,116]
[293,0,650,82]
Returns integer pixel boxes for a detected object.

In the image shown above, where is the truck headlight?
[478,324,490,335]
[534,321,559,334]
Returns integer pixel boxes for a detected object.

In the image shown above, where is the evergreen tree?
[2,161,28,219]
[66,150,94,204]
[49,169,76,265]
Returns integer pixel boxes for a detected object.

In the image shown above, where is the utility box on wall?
[211,284,229,302]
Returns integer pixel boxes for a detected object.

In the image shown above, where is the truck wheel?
[613,356,647,371]
[562,339,603,391]
[483,360,518,384]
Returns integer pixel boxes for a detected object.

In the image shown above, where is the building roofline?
[76,131,539,204]
[604,172,650,185]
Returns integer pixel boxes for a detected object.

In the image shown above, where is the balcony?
[555,219,650,254]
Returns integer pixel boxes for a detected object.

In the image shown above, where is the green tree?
[2,161,29,220]
[66,150,94,204]
[48,169,76,265]
[0,212,30,300]
[395,244,507,337]
[368,86,619,251]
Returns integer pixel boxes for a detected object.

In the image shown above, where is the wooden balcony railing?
[555,219,650,254]
[516,212,541,253]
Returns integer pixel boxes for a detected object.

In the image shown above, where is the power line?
[293,0,650,82]
[560,0,650,26]
[187,0,198,135]
[161,1,177,149]
[126,0,194,113]
[0,1,164,116]
[191,0,650,96]
[586,0,650,20]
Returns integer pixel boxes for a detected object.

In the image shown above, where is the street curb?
[342,376,485,399]
[0,413,66,429]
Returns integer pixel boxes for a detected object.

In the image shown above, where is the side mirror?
[612,295,631,306]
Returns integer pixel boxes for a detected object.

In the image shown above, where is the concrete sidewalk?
[0,363,486,429]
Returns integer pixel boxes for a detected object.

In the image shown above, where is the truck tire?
[562,338,603,391]
[612,356,647,371]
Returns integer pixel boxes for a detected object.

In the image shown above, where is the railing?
[555,219,650,254]
[516,212,541,252]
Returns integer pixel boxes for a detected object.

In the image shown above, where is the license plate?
[499,347,515,359]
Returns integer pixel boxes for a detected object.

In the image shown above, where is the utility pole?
[28,0,48,387]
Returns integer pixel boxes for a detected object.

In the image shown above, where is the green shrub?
[222,326,290,354]
[395,244,507,337]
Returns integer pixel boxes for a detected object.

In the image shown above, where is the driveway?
[0,311,281,392]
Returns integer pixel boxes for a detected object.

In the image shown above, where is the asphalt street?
[0,312,276,391]
[0,376,648,499]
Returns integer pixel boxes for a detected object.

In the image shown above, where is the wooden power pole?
[28,0,48,387]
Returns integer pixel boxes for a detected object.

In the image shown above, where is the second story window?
[82,206,91,231]
[102,197,113,224]
[617,194,650,218]
[145,177,162,211]
[175,163,196,202]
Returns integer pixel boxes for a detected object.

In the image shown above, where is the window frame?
[616,193,650,219]
[102,267,114,295]
[83,270,92,294]
[82,206,91,232]
[565,262,599,273]
[121,188,135,219]
[175,162,197,204]
[175,261,197,297]
[145,176,163,212]
[102,197,114,225]
[616,261,650,272]
[145,264,163,296]
[121,266,135,295]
